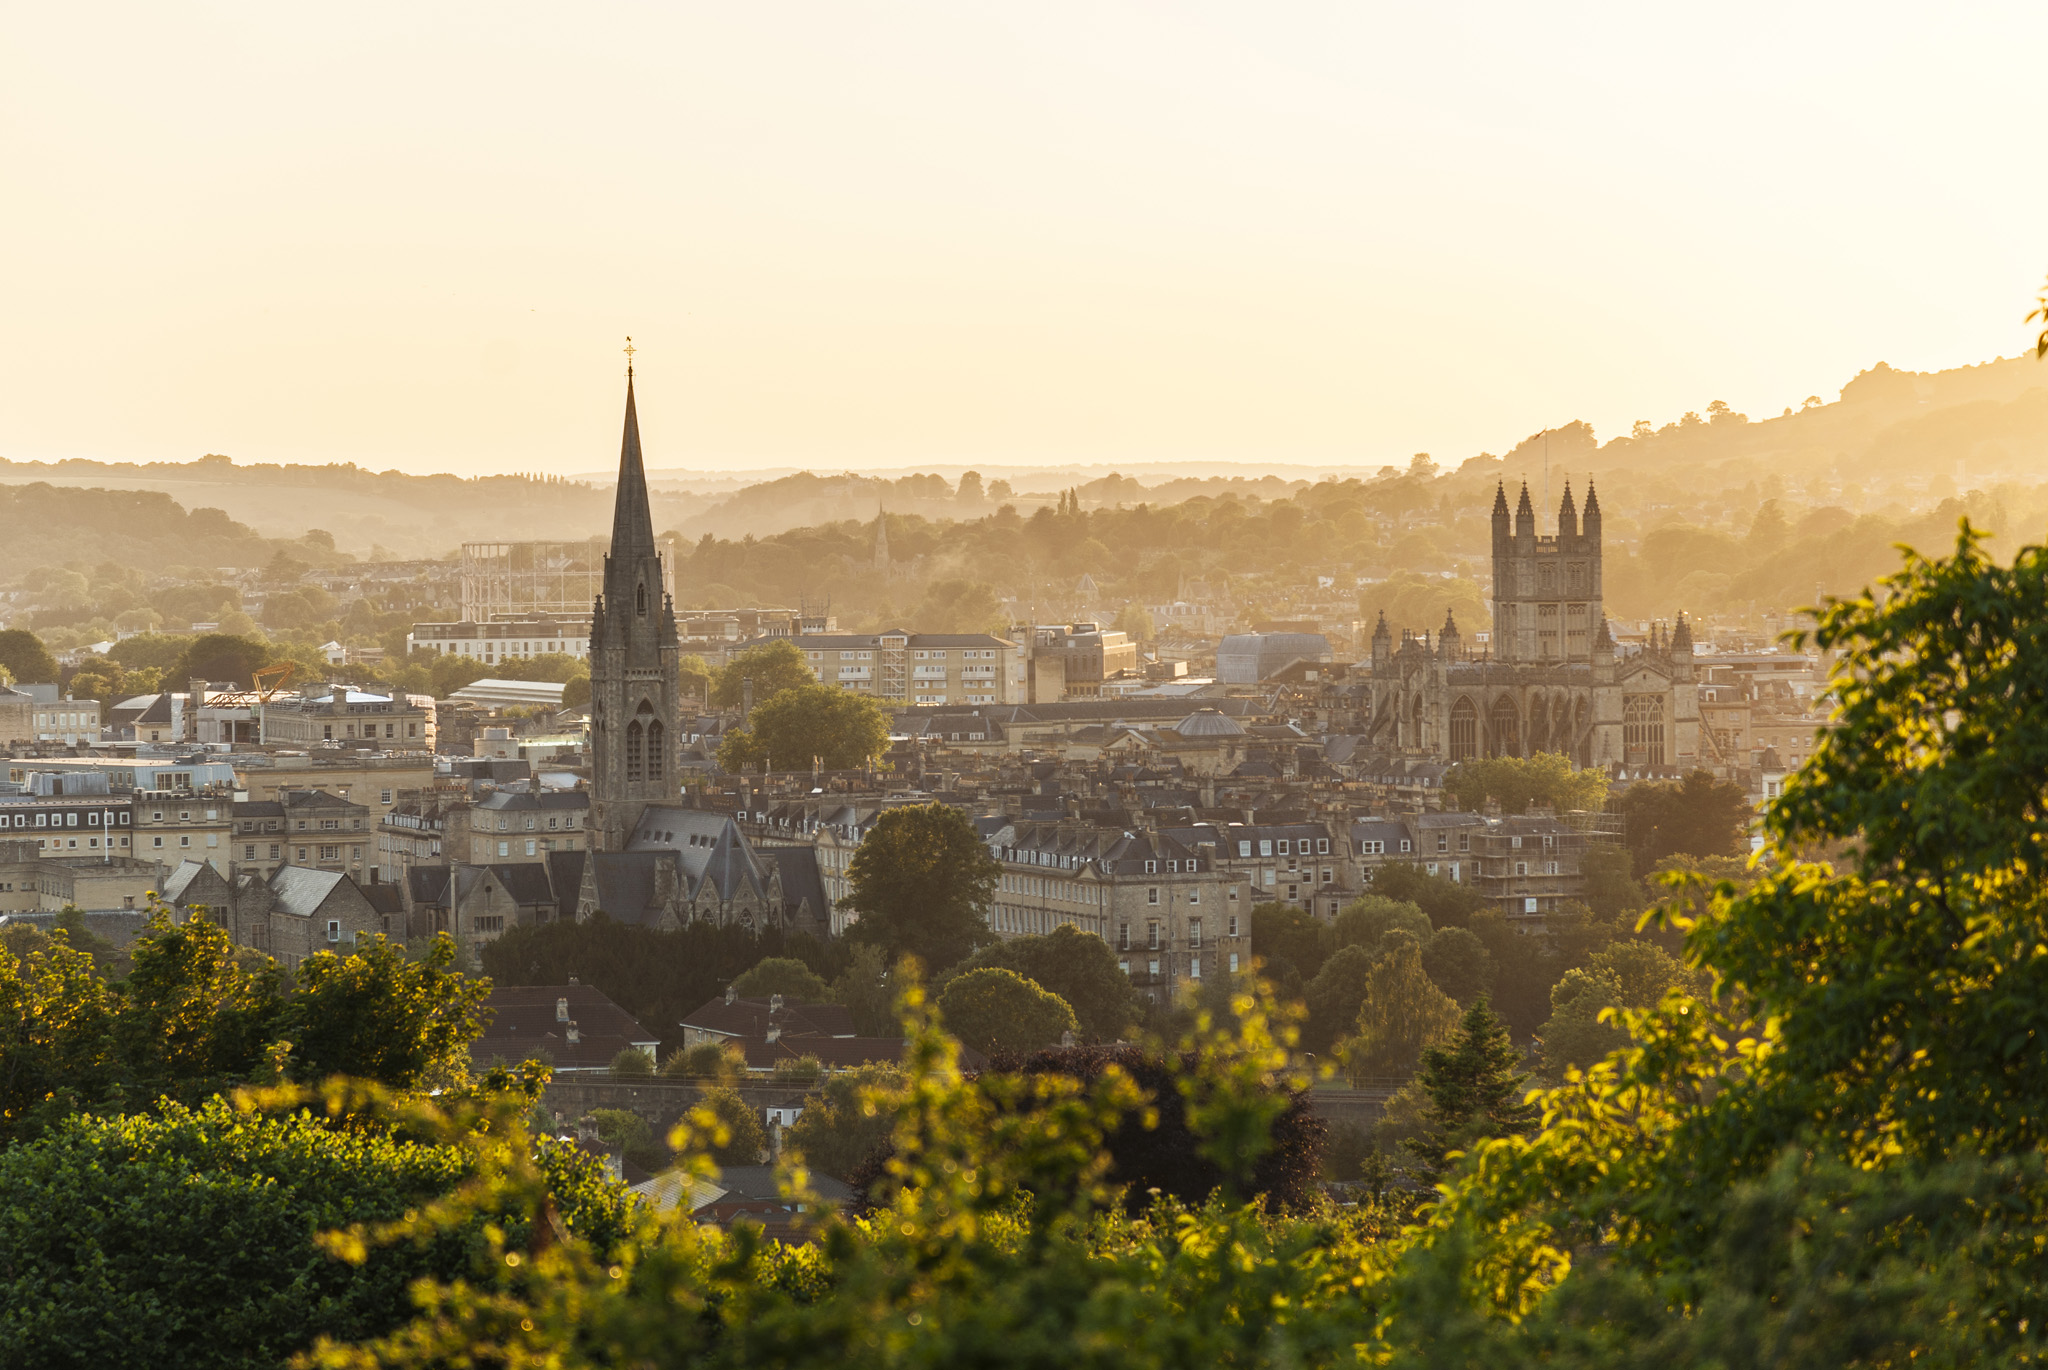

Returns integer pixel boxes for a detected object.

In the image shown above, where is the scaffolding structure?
[459,539,676,621]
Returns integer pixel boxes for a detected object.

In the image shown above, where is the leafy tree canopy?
[936,967,1078,1055]
[0,629,58,685]
[711,638,813,709]
[843,803,998,971]
[1443,750,1609,816]
[956,922,1140,1042]
[730,956,832,1002]
[718,682,889,773]
[1617,768,1753,875]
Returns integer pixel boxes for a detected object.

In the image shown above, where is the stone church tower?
[588,367,681,851]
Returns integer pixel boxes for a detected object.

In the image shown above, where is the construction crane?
[252,661,296,701]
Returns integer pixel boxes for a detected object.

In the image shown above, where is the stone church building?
[1364,481,1706,773]
[581,365,818,936]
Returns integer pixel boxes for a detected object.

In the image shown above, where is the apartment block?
[738,630,1024,706]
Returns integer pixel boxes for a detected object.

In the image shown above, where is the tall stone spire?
[873,504,891,573]
[608,369,657,563]
[589,346,682,852]
[1514,481,1535,540]
[1557,480,1578,540]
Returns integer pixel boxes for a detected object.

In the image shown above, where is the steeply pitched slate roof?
[161,859,222,904]
[761,846,827,921]
[269,865,350,918]
[408,865,453,905]
[626,806,772,904]
[588,850,678,924]
[360,883,406,916]
[488,862,558,908]
[546,850,587,920]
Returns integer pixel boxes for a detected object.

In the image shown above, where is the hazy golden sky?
[3,3,2044,477]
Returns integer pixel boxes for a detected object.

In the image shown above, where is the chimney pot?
[556,996,570,1022]
[565,1020,580,1044]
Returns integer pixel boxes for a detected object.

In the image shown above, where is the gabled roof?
[588,850,678,924]
[360,883,406,916]
[546,850,587,920]
[269,865,351,918]
[761,846,828,920]
[682,995,856,1040]
[627,807,773,904]
[161,858,225,905]
[488,862,558,907]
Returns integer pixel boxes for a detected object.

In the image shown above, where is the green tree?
[1249,902,1326,988]
[730,956,831,1002]
[711,639,813,709]
[1327,895,1431,955]
[1300,944,1382,1054]
[783,1061,906,1181]
[828,943,898,1037]
[1400,996,1537,1183]
[663,1041,745,1081]
[1617,768,1752,874]
[1536,939,1707,1075]
[1578,841,1646,919]
[610,1047,654,1078]
[280,935,489,1090]
[1365,861,1491,928]
[843,803,998,970]
[1443,751,1609,816]
[959,923,1140,1043]
[591,1107,663,1170]
[718,683,889,773]
[696,1084,768,1166]
[0,628,58,685]
[912,579,1004,634]
[174,633,271,688]
[936,967,1078,1055]
[1341,941,1462,1081]
[1419,926,1493,1006]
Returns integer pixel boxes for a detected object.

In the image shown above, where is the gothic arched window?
[1489,696,1521,759]
[636,582,647,616]
[626,720,644,782]
[1623,693,1666,766]
[1450,697,1479,762]
[646,719,665,783]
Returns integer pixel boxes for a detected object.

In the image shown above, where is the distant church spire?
[873,504,891,572]
[590,345,682,851]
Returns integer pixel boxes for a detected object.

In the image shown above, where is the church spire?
[609,366,657,562]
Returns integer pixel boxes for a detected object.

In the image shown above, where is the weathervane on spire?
[623,336,635,378]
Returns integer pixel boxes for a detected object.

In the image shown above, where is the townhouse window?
[381,790,393,804]
[319,845,339,860]
[1187,887,1199,904]
[498,842,510,857]
[1227,914,1240,937]
[1228,886,1239,900]
[1189,918,1202,949]
[525,840,537,857]
[1264,870,1276,886]
[327,920,341,942]
[1317,837,1330,855]
[1459,834,1471,852]
[244,845,255,859]
[1510,836,1523,849]
[1228,952,1240,974]
[1118,923,1130,951]
[1144,860,1157,873]
[1147,921,1160,950]
[1118,959,1130,976]
[1237,840,1251,857]
[352,847,363,860]
[1515,861,1529,876]
[269,845,280,859]
[1438,835,1449,852]
[1277,840,1290,855]
[1189,955,1202,980]
[1147,958,1160,977]
[1147,887,1159,905]
[1322,867,1334,883]
[1399,840,1412,852]
[1259,840,1273,856]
